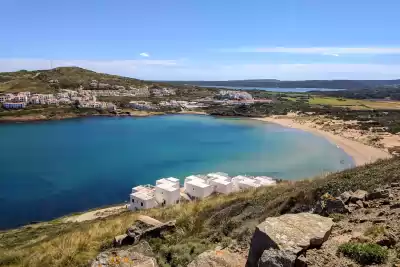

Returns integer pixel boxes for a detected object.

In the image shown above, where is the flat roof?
[156,183,179,191]
[131,191,154,200]
[186,179,210,188]
[212,179,231,185]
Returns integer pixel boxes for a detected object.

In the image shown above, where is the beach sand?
[253,116,392,166]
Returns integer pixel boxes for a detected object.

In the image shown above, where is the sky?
[1,0,400,80]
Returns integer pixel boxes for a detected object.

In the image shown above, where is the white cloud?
[139,52,150,57]
[220,46,400,56]
[322,53,340,57]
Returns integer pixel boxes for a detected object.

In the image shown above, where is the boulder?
[325,198,349,214]
[367,189,390,200]
[91,248,157,267]
[391,182,399,187]
[350,190,368,202]
[258,249,296,267]
[246,213,333,267]
[187,249,246,267]
[339,191,353,204]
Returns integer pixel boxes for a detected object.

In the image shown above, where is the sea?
[198,85,343,92]
[0,115,354,229]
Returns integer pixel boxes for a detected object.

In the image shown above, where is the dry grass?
[1,157,400,267]
[309,96,400,110]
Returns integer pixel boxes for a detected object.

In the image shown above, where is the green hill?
[0,157,399,267]
[0,67,156,94]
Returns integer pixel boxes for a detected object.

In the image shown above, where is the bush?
[338,242,388,264]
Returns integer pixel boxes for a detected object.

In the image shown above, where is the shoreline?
[252,116,392,166]
[0,110,208,123]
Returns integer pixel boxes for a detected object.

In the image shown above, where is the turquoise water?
[0,115,353,229]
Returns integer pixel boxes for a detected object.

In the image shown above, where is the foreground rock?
[113,219,176,247]
[188,249,246,267]
[258,249,296,267]
[246,213,333,267]
[91,242,157,267]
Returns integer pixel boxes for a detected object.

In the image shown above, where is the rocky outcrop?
[350,189,368,202]
[246,213,333,267]
[187,249,246,267]
[113,219,176,247]
[91,242,157,267]
[258,249,296,267]
[367,188,390,200]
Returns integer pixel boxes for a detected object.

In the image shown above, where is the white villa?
[128,173,277,211]
[184,175,214,199]
[129,185,157,210]
[231,175,276,191]
[155,178,180,206]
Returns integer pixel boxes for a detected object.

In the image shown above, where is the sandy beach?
[253,116,392,166]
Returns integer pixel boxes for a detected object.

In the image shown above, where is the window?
[141,202,143,207]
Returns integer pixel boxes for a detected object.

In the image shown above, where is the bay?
[0,115,353,229]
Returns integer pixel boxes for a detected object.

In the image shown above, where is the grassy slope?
[0,67,152,94]
[0,157,399,267]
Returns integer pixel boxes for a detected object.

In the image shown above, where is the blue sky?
[1,0,400,80]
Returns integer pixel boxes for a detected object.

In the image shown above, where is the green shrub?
[338,242,388,264]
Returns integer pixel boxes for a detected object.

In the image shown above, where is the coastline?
[0,110,208,123]
[253,116,392,166]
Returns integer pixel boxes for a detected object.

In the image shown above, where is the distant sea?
[0,115,353,229]
[199,85,343,92]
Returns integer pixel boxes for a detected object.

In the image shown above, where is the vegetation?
[0,157,399,267]
[338,242,388,264]
[315,87,400,100]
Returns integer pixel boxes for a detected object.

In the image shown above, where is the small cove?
[0,115,354,229]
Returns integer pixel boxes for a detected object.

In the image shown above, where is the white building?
[231,175,276,191]
[155,178,180,206]
[216,90,253,100]
[129,186,157,210]
[3,102,26,109]
[207,173,233,194]
[184,175,214,199]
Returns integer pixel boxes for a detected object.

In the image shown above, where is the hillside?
[0,157,399,267]
[0,67,166,94]
[169,79,400,90]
